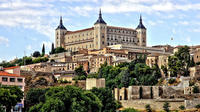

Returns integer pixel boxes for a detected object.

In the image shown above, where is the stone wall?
[86,78,105,90]
[185,99,200,109]
[121,99,184,110]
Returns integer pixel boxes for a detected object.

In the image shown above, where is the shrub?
[163,102,170,112]
[193,86,199,93]
[195,104,200,109]
[145,104,152,112]
[168,78,176,84]
[122,108,138,112]
[179,105,185,110]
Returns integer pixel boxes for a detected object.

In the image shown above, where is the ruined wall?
[185,99,200,109]
[86,78,105,90]
[121,99,184,110]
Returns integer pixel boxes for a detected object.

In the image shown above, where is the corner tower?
[136,15,146,47]
[55,16,67,48]
[94,9,107,49]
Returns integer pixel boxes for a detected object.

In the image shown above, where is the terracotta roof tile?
[67,27,94,34]
[0,71,22,77]
[4,66,19,70]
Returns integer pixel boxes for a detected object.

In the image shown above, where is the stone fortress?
[18,9,200,111]
[55,9,146,52]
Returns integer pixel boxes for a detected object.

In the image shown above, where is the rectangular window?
[2,77,8,82]
[10,78,15,82]
[17,78,23,82]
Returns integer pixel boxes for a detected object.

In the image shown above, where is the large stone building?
[55,10,146,51]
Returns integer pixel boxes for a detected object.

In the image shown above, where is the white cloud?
[186,36,191,43]
[0,36,9,47]
[26,45,32,51]
[178,21,189,25]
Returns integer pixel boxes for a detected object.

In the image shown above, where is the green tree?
[0,104,5,112]
[28,85,102,112]
[193,86,199,93]
[28,103,43,112]
[195,104,200,109]
[50,43,55,54]
[122,108,138,112]
[189,57,195,67]
[41,98,65,112]
[0,86,23,112]
[179,105,185,110]
[161,65,168,77]
[163,102,170,112]
[42,44,45,56]
[152,64,161,79]
[91,87,120,112]
[74,65,87,80]
[168,46,191,77]
[120,69,131,88]
[32,51,41,57]
[25,88,47,110]
[145,104,152,112]
[54,47,66,54]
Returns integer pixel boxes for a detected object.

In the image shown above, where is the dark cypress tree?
[42,44,45,56]
[50,43,55,54]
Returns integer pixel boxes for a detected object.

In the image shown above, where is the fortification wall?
[121,99,184,110]
[185,99,200,109]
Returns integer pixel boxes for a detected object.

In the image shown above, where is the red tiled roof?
[4,66,19,70]
[0,71,21,77]
[67,27,94,34]
[108,26,135,31]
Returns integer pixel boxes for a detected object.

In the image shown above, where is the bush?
[163,102,170,112]
[179,105,185,110]
[193,86,199,93]
[168,78,176,84]
[145,104,152,112]
[33,51,41,57]
[58,80,71,84]
[195,104,200,109]
[122,108,138,112]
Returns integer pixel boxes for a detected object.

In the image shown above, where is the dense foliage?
[73,65,87,80]
[33,51,41,57]
[163,102,170,112]
[168,46,194,77]
[122,108,139,112]
[91,87,121,112]
[0,56,49,67]
[26,85,119,112]
[50,47,66,54]
[0,85,23,112]
[98,55,161,89]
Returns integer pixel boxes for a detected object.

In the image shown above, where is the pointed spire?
[94,8,106,25]
[99,8,102,18]
[140,14,142,23]
[60,16,63,25]
[56,16,67,30]
[136,14,146,29]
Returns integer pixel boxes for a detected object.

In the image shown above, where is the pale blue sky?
[0,0,200,62]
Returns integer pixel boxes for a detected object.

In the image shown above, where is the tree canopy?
[32,51,41,57]
[27,85,106,112]
[168,46,193,77]
[0,85,23,112]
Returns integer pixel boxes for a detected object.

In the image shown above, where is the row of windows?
[66,37,93,43]
[107,37,138,43]
[108,29,136,35]
[67,44,94,51]
[67,32,93,39]
[2,77,23,83]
